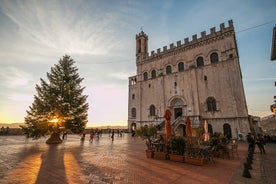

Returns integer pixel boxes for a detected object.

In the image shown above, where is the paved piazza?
[0,134,274,184]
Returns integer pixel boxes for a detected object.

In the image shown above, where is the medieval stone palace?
[128,20,250,139]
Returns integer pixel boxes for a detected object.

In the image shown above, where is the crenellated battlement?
[141,20,234,61]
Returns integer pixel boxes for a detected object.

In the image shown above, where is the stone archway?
[130,122,136,131]
[174,123,186,136]
[168,97,187,120]
[223,123,232,139]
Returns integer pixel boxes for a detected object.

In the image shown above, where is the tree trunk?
[46,132,62,144]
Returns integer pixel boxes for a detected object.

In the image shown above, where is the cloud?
[0,66,34,88]
[7,94,33,102]
[109,72,132,80]
[243,77,276,82]
[0,1,131,57]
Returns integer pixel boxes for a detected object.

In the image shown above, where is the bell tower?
[136,31,148,62]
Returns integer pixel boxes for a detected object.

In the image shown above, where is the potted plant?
[136,124,157,158]
[153,134,167,160]
[185,141,204,166]
[169,136,186,162]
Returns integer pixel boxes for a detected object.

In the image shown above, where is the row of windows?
[143,52,219,80]
[130,97,217,118]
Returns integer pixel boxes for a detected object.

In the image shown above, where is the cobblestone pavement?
[0,134,275,184]
[230,142,276,184]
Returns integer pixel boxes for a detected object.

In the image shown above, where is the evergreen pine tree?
[21,55,89,139]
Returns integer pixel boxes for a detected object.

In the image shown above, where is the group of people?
[79,128,125,142]
[247,133,266,154]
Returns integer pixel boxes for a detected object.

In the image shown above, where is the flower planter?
[169,154,184,162]
[154,152,167,160]
[186,157,204,166]
[146,150,154,158]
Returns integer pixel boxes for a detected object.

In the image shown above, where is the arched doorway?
[130,122,136,131]
[169,97,186,120]
[174,124,186,136]
[223,123,232,139]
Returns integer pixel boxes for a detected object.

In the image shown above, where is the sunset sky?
[0,0,276,127]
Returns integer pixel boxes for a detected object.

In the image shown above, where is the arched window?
[206,97,217,112]
[178,62,184,71]
[151,70,156,79]
[196,57,204,67]
[131,108,136,118]
[210,52,219,63]
[149,105,156,116]
[132,94,135,100]
[143,72,148,80]
[166,65,172,74]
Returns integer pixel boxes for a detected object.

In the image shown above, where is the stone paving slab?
[0,134,275,184]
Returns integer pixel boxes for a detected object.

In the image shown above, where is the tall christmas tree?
[21,55,89,143]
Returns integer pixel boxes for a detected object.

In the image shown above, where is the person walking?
[111,129,115,141]
[246,133,255,153]
[62,131,67,140]
[90,130,94,142]
[256,134,266,154]
[80,132,86,141]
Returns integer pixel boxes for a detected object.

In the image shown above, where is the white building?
[128,20,250,139]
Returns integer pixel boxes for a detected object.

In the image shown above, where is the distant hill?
[0,123,23,128]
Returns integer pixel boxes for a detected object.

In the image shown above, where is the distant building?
[128,20,250,139]
[270,25,276,119]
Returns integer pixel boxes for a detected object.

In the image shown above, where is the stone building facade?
[128,20,250,139]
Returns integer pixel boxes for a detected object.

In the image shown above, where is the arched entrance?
[223,123,232,139]
[130,122,136,131]
[174,123,186,136]
[169,97,187,120]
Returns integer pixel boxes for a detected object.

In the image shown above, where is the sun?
[49,118,59,123]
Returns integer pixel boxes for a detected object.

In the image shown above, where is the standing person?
[62,131,67,140]
[90,130,94,142]
[256,134,266,154]
[246,133,255,152]
[80,132,86,141]
[131,130,136,137]
[111,129,115,141]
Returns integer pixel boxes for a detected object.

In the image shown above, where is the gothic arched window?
[149,105,156,116]
[131,108,136,118]
[178,62,184,71]
[132,94,135,100]
[196,57,204,67]
[166,65,172,74]
[210,52,219,63]
[206,97,217,112]
[143,72,148,80]
[151,70,156,79]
